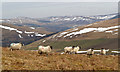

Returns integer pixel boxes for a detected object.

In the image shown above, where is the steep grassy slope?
[2,48,118,70]
[24,38,118,51]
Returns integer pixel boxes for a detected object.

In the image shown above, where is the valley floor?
[2,48,119,70]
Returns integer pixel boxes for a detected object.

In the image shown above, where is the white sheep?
[38,45,53,54]
[64,46,75,54]
[87,48,94,57]
[100,48,108,55]
[73,46,81,54]
[10,43,23,51]
[64,46,81,54]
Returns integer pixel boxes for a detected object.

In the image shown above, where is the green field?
[24,38,118,51]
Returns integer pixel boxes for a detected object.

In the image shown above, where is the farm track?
[2,48,119,70]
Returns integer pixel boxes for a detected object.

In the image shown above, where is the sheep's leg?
[66,51,69,54]
[40,52,43,54]
[68,52,70,54]
[70,51,73,54]
[87,54,90,58]
[69,52,70,54]
[89,55,91,58]
[73,51,76,54]
[68,52,71,54]
[75,52,77,54]
[104,54,106,55]
[90,54,93,57]
[65,50,68,54]
[38,51,42,54]
[46,53,48,56]
[87,54,92,58]
[10,48,13,51]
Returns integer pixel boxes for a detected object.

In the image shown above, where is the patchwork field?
[2,48,119,70]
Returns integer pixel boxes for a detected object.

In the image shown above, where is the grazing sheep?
[10,43,23,51]
[100,48,108,55]
[73,46,81,54]
[87,48,94,57]
[64,46,75,54]
[38,45,52,54]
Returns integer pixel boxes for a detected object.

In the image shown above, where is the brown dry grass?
[2,48,119,70]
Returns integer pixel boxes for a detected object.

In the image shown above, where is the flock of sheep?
[9,43,119,56]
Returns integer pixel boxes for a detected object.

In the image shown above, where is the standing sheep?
[10,43,23,51]
[64,46,75,54]
[87,48,94,57]
[73,46,81,54]
[100,48,108,55]
[38,45,53,55]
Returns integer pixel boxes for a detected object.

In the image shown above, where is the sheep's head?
[101,48,104,50]
[72,46,75,49]
[22,43,24,46]
[19,42,24,46]
[91,48,94,51]
[78,46,81,49]
[50,46,53,49]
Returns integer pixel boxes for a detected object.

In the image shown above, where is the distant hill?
[48,18,119,41]
[1,13,119,48]
[1,23,53,47]
[2,13,118,32]
[24,18,119,50]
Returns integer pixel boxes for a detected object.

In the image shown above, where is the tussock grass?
[2,48,118,70]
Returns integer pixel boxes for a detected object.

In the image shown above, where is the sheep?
[64,46,75,54]
[100,48,108,55]
[73,46,81,54]
[64,46,81,54]
[87,48,94,57]
[10,43,23,51]
[38,45,53,55]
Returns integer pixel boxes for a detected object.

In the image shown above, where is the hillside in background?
[1,23,53,47]
[48,18,119,41]
[1,13,118,32]
[24,18,119,51]
[1,13,119,48]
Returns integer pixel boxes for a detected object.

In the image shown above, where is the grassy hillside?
[2,48,118,70]
[23,18,119,51]
[1,23,53,47]
[48,18,119,41]
[24,38,118,51]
